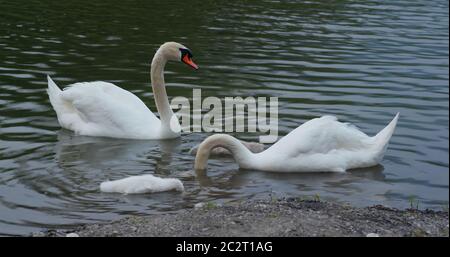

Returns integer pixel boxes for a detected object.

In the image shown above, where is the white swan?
[47,42,198,139]
[195,113,399,173]
[100,174,184,194]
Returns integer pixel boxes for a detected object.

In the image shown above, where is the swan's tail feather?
[47,75,77,129]
[372,113,399,160]
[47,75,63,107]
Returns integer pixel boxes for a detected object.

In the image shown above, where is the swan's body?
[195,113,399,173]
[47,79,173,139]
[100,174,184,194]
[47,42,198,139]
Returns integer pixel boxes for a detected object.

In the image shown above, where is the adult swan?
[47,42,198,139]
[195,114,399,173]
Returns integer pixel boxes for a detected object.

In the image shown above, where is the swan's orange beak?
[182,54,199,70]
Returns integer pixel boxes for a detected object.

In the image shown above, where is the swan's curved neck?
[195,134,255,171]
[151,50,176,130]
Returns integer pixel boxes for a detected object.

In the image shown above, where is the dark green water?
[0,0,448,235]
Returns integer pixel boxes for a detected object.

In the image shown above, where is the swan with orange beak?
[47,42,198,139]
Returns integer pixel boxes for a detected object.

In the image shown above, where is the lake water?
[0,0,448,236]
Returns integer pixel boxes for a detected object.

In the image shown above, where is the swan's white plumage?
[100,174,184,194]
[255,114,399,172]
[48,76,162,139]
[195,114,399,173]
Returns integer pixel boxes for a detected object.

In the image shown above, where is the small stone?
[194,203,204,209]
[66,233,79,237]
[366,233,380,237]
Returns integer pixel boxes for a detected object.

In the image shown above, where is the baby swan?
[100,174,184,194]
[195,114,399,173]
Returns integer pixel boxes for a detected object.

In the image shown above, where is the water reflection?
[54,129,184,184]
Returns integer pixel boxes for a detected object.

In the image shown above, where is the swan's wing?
[268,116,371,156]
[60,81,159,136]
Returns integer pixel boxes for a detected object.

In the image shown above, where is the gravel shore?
[34,198,449,237]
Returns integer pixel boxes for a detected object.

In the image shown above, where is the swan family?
[47,41,399,194]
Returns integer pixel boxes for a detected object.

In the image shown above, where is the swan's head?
[172,179,185,192]
[158,42,198,70]
[194,134,240,171]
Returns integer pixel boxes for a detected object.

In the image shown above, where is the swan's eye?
[179,48,193,60]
